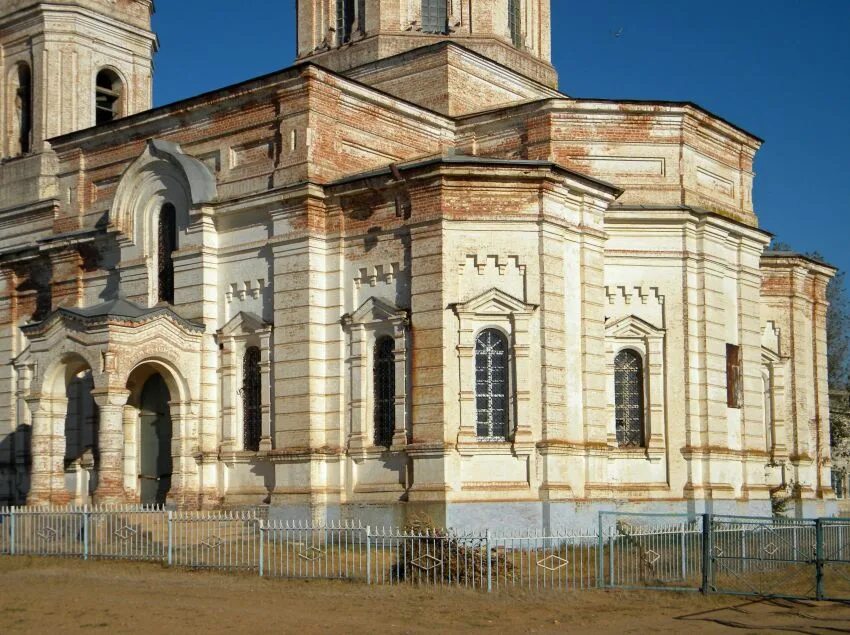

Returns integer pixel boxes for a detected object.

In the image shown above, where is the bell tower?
[297,0,557,89]
[0,0,157,159]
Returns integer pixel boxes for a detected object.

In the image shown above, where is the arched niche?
[110,139,217,249]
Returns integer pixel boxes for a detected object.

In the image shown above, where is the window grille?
[242,346,262,452]
[157,203,176,304]
[95,69,122,125]
[337,0,356,44]
[508,0,522,47]
[475,329,509,440]
[614,349,645,448]
[726,343,743,408]
[421,0,448,34]
[373,336,396,447]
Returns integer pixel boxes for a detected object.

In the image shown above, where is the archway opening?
[95,68,123,125]
[138,374,172,505]
[64,368,98,502]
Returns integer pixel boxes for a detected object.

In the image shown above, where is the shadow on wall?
[0,424,31,506]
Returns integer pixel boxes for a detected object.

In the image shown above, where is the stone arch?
[35,348,101,399]
[110,139,217,247]
[125,356,191,406]
[26,351,98,506]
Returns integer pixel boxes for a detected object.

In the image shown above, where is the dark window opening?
[421,0,448,34]
[475,329,509,440]
[726,343,743,408]
[614,349,645,448]
[242,346,262,452]
[95,69,122,125]
[374,336,396,447]
[157,203,176,304]
[508,0,522,47]
[14,64,32,155]
[337,0,356,44]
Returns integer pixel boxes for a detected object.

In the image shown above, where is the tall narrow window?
[475,329,509,440]
[336,0,355,44]
[614,349,645,448]
[726,344,743,408]
[95,69,122,125]
[242,346,262,452]
[508,0,522,47]
[11,63,32,155]
[157,203,176,304]
[421,0,448,34]
[373,336,396,447]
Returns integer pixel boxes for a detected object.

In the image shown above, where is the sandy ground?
[2,557,850,634]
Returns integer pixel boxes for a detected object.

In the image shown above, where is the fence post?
[9,507,15,556]
[815,518,824,600]
[701,513,712,595]
[596,512,604,588]
[258,519,265,578]
[366,526,371,585]
[82,505,89,561]
[486,529,492,593]
[167,510,173,567]
[680,523,687,580]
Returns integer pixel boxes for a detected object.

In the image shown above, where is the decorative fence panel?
[709,516,818,599]
[170,510,260,571]
[598,512,704,592]
[263,520,367,580]
[1,505,849,600]
[821,519,850,600]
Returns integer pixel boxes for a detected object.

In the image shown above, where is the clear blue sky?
[152,1,850,274]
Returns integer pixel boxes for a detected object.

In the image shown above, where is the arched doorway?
[138,374,172,505]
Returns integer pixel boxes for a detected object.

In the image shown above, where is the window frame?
[373,335,396,448]
[421,0,449,34]
[342,297,410,454]
[508,0,522,47]
[613,347,646,449]
[336,0,356,44]
[242,345,262,452]
[726,343,743,409]
[474,327,511,441]
[157,202,177,305]
[9,62,32,156]
[603,314,666,461]
[95,68,124,125]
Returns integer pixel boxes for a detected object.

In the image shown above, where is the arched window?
[10,63,32,156]
[337,0,355,44]
[475,329,509,440]
[95,69,123,125]
[508,0,522,46]
[614,349,645,448]
[421,0,448,34]
[373,336,395,447]
[157,203,176,304]
[242,346,262,451]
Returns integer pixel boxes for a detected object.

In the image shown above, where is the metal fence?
[1,505,848,599]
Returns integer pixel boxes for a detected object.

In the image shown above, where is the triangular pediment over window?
[218,311,270,337]
[345,296,409,326]
[605,314,664,339]
[452,288,537,317]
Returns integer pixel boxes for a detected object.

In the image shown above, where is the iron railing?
[1,505,848,599]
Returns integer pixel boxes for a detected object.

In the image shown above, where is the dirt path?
[2,557,849,634]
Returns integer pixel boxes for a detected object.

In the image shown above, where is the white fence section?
[1,506,849,598]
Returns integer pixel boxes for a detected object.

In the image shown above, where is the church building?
[0,0,838,527]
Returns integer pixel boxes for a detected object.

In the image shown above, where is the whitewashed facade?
[0,0,838,528]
